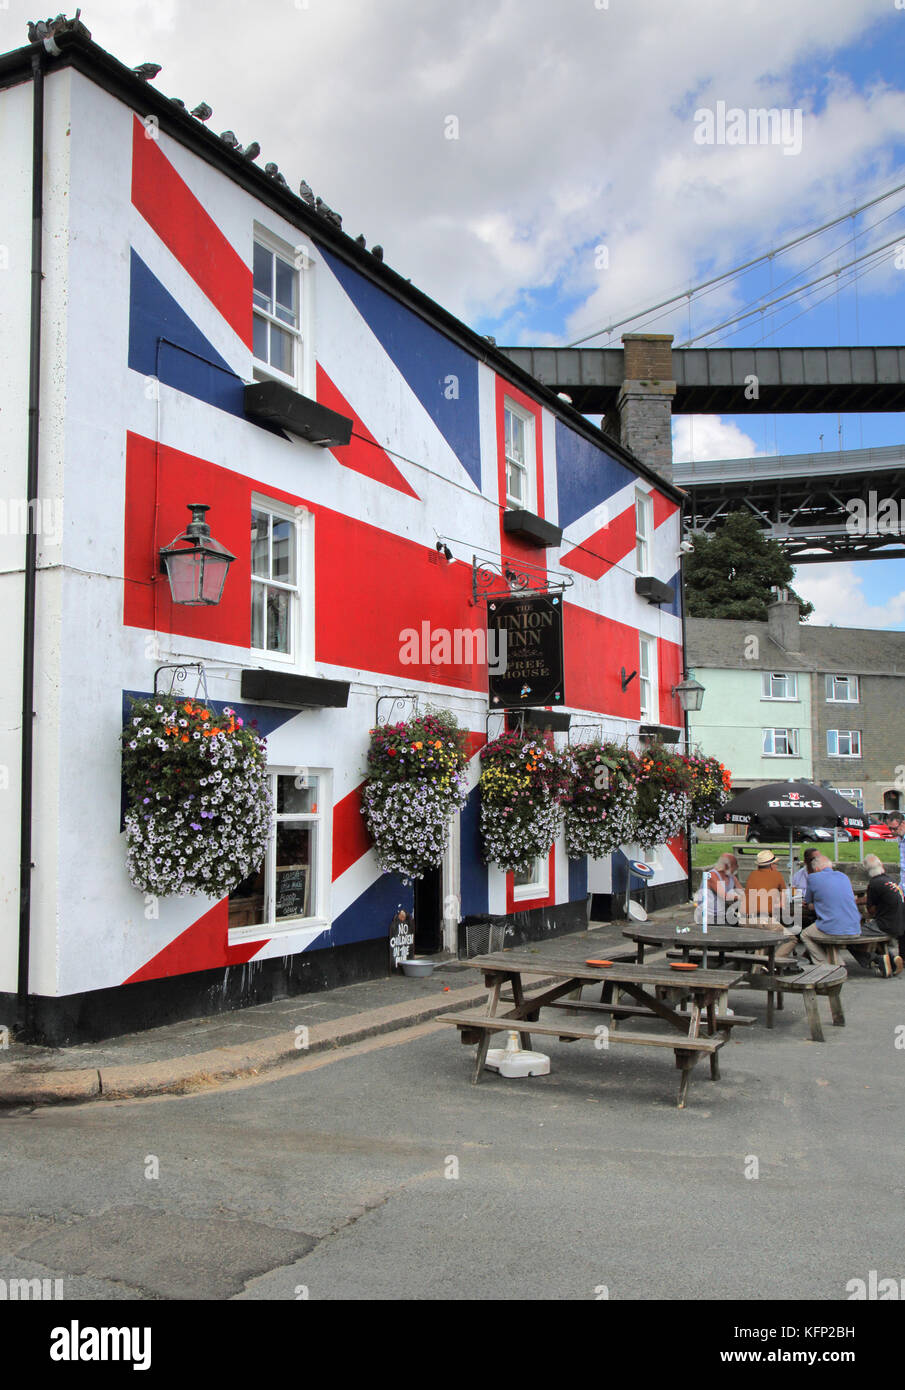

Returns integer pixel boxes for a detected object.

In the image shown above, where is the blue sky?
[8,0,903,625]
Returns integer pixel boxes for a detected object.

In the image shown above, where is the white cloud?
[672,416,762,463]
[794,562,905,629]
[52,0,904,328]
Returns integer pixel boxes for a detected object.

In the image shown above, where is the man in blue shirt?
[801,854,861,964]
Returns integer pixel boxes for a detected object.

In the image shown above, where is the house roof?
[0,26,686,505]
[688,617,905,676]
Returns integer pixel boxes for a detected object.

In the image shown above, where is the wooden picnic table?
[624,923,789,973]
[445,952,743,1108]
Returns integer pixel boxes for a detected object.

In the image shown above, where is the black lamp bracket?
[621,667,638,692]
[469,553,574,607]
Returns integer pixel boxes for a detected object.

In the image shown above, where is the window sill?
[228,919,328,948]
[513,886,548,903]
[502,508,563,548]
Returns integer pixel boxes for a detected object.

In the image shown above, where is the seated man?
[744,849,787,921]
[801,853,861,964]
[854,854,905,977]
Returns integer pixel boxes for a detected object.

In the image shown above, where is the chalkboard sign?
[389,910,415,969]
[276,866,309,919]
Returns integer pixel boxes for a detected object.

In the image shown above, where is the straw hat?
[756,849,777,867]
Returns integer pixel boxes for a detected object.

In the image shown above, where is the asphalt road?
[1,974,903,1302]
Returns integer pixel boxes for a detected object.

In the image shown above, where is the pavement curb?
[0,973,556,1108]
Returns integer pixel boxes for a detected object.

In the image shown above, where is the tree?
[684,512,814,621]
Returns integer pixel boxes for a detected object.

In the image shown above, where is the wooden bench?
[804,930,893,969]
[745,963,846,1041]
[549,997,757,1031]
[445,1010,725,1108]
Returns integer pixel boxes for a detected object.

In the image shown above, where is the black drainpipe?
[17,46,46,1036]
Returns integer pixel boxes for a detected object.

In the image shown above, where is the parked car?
[746,825,852,844]
[864,821,896,839]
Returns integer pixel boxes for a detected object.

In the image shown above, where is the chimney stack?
[767,591,800,652]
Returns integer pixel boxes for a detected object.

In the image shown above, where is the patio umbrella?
[720,781,867,874]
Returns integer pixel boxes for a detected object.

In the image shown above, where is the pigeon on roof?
[298,180,315,205]
[242,142,261,161]
[132,62,162,81]
[190,102,212,121]
[219,130,239,147]
[355,234,366,248]
[315,197,342,229]
[371,245,384,262]
[170,97,186,109]
[265,163,288,186]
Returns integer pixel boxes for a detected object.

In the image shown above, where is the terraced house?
[0,18,689,1044]
[688,595,905,813]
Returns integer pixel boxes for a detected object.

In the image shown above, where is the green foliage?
[684,512,814,621]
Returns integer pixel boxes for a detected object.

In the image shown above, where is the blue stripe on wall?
[555,420,636,532]
[330,872,413,948]
[459,783,489,916]
[128,250,246,417]
[663,567,682,618]
[568,854,588,902]
[319,248,482,489]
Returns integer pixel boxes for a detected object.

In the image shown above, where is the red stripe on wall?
[124,432,252,647]
[332,782,372,881]
[560,503,636,580]
[123,899,264,984]
[653,492,678,529]
[317,366,419,498]
[667,831,688,871]
[563,602,641,717]
[315,513,488,690]
[131,116,253,349]
[657,636,684,729]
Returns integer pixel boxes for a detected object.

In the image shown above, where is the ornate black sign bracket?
[375,693,421,727]
[153,662,210,700]
[470,554,574,607]
[568,721,605,746]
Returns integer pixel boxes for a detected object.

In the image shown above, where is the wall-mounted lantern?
[159,504,235,606]
[672,673,706,712]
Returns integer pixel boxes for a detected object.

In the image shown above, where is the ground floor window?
[513,854,549,901]
[228,768,328,933]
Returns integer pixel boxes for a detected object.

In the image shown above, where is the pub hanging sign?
[487,592,565,709]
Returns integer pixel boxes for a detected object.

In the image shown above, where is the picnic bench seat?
[805,930,893,968]
[745,963,846,1041]
[549,997,757,1030]
[444,1010,725,1108]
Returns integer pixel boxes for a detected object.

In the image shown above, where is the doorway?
[413,864,443,955]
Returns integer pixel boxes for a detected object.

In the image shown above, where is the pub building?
[0,20,688,1043]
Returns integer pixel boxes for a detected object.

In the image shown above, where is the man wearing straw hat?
[743,849,799,960]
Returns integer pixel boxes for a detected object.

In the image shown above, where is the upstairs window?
[639,634,657,721]
[253,235,301,383]
[251,504,299,657]
[504,401,535,510]
[763,728,799,757]
[635,489,653,573]
[762,672,798,700]
[826,674,859,703]
[827,730,861,758]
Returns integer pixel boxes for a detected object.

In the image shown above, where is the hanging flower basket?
[683,752,732,827]
[361,710,469,883]
[633,741,694,849]
[479,732,575,873]
[565,741,641,859]
[122,695,272,898]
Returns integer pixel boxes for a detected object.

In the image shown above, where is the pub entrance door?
[413,864,443,955]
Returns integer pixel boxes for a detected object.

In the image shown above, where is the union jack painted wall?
[0,50,687,1032]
